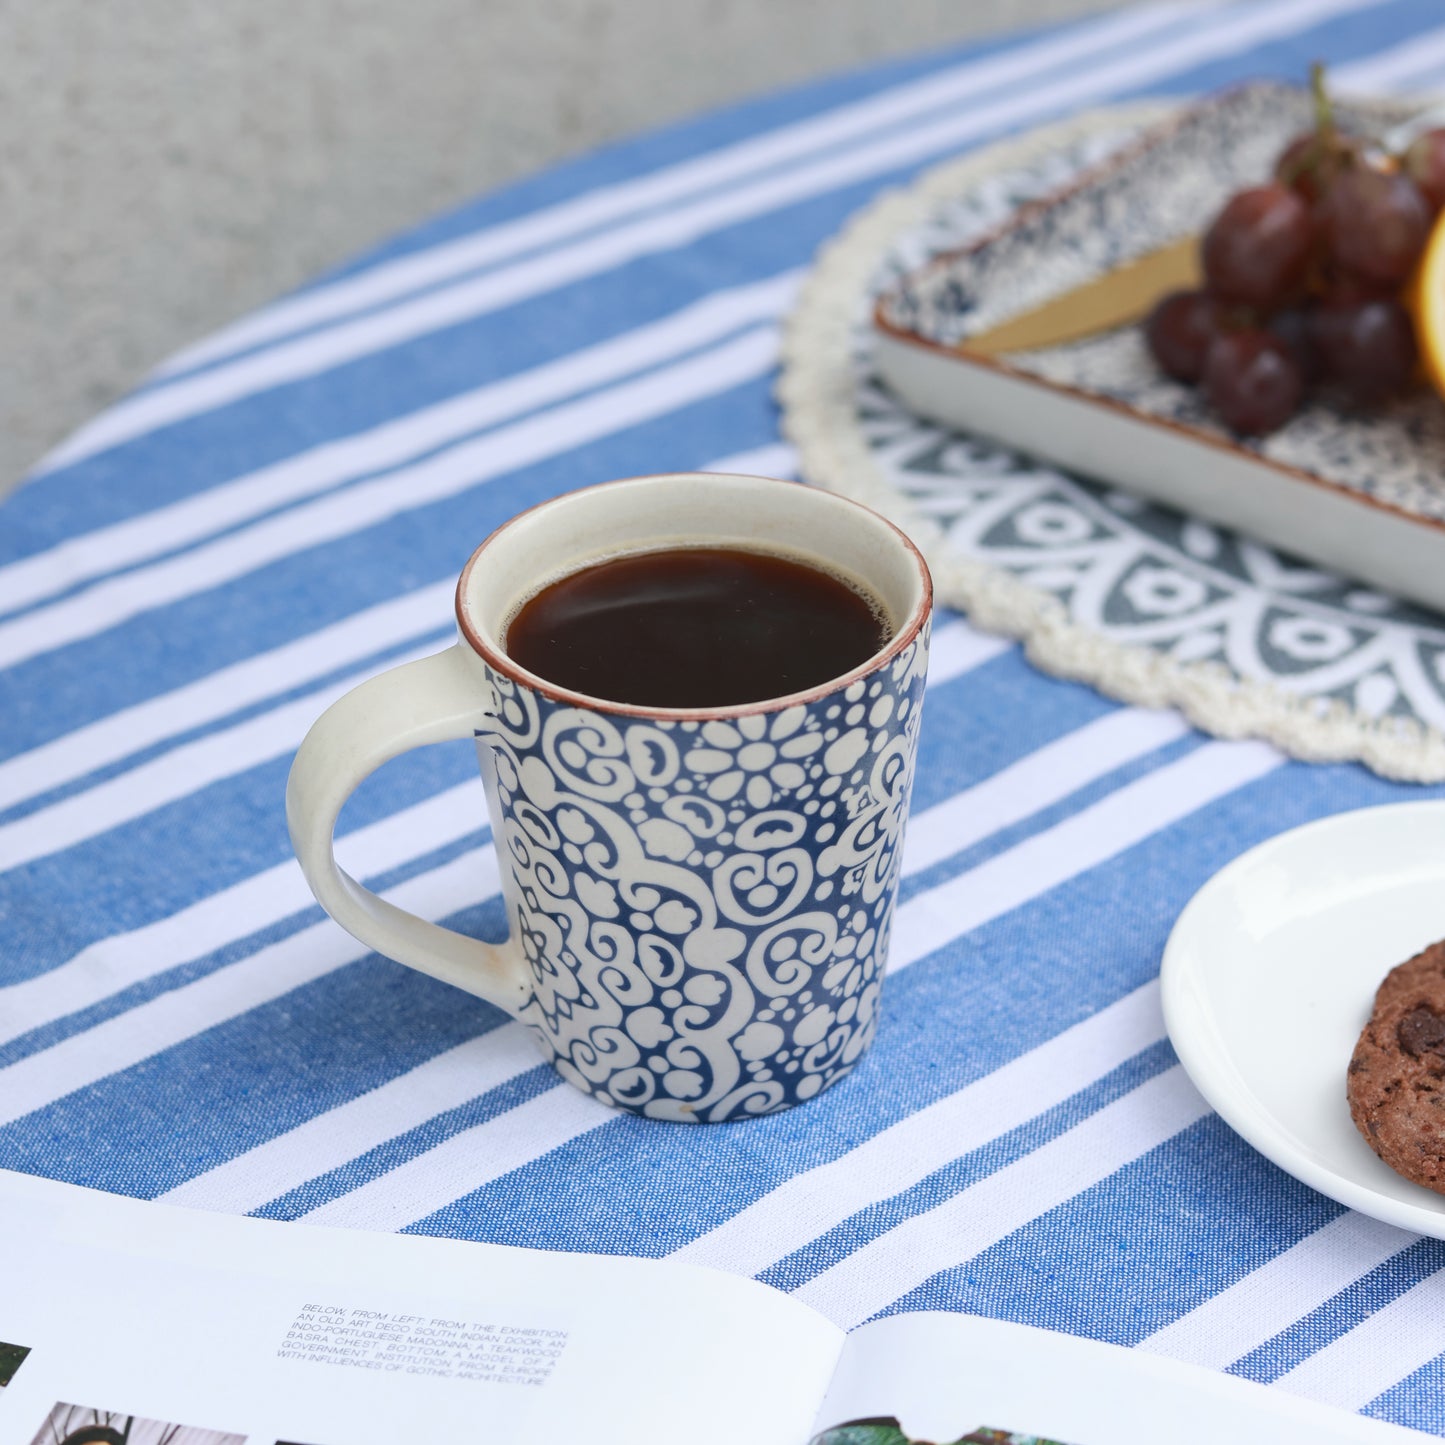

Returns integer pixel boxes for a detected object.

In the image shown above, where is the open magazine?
[0,1167,1423,1445]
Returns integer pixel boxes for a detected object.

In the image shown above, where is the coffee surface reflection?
[503,546,888,708]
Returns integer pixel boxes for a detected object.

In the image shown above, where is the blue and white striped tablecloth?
[5,0,1445,1431]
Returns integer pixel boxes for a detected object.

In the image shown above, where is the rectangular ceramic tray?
[873,83,1445,615]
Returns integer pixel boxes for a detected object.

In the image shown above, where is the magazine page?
[0,1168,843,1445]
[811,1312,1426,1445]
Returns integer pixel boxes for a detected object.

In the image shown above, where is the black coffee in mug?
[503,546,889,708]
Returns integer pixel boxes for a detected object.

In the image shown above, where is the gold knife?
[962,235,1200,357]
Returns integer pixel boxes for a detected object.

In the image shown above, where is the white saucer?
[1162,801,1445,1238]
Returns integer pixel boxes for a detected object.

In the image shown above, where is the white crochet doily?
[779,105,1445,783]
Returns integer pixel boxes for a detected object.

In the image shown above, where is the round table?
[4,1,1445,1433]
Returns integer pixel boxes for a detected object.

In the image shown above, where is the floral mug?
[286,473,932,1122]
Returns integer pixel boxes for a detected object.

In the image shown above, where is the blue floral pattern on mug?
[475,622,930,1122]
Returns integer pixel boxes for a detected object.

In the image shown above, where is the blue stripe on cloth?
[1227,1239,1445,1384]
[0,731,478,978]
[1368,1350,1445,1435]
[0,948,514,1197]
[874,1114,1344,1340]
[0,824,493,1070]
[902,648,1117,812]
[397,970,1165,1256]
[4,264,790,533]
[1135,0,1445,100]
[0,625,455,829]
[250,1055,561,1223]
[897,734,1202,905]
[6,0,1445,1431]
[755,1039,1183,1292]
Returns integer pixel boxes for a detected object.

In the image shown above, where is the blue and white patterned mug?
[287,474,932,1121]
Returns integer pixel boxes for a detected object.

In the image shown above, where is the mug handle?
[285,644,531,1016]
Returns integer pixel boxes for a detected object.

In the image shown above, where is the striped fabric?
[5,0,1445,1431]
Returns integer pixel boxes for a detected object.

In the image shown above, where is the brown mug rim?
[453,472,934,722]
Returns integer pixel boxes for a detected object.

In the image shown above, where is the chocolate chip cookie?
[1348,939,1445,1193]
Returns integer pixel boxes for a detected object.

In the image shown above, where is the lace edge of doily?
[778,105,1445,785]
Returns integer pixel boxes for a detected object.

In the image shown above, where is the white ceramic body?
[1161,800,1445,1236]
[287,474,933,1122]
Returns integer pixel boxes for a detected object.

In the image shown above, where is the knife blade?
[962,235,1201,357]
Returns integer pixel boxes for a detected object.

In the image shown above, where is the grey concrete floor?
[0,0,1127,491]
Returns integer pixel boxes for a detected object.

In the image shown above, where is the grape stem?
[1311,60,1334,139]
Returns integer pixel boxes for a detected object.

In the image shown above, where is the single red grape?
[1145,289,1219,382]
[1203,329,1304,435]
[1309,296,1418,405]
[1317,271,1396,307]
[1275,130,1359,203]
[1267,306,1321,385]
[1319,166,1430,285]
[1202,184,1315,307]
[1403,128,1445,213]
[1275,133,1318,195]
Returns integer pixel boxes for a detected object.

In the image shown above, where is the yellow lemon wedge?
[1408,211,1445,397]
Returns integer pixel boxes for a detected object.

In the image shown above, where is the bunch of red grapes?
[1146,76,1445,436]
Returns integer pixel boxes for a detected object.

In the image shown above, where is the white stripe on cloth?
[30,0,1382,476]
[673,982,1165,1274]
[296,1008,1183,1237]
[297,1082,619,1229]
[0,848,502,1130]
[698,441,799,479]
[0,622,1004,1075]
[151,2,1215,380]
[1137,1211,1418,1371]
[0,785,483,1052]
[792,1065,1211,1329]
[0,584,453,816]
[0,325,779,673]
[161,1025,553,1214]
[900,708,1189,875]
[888,737,1280,970]
[222,738,1270,1231]
[0,273,801,621]
[0,639,441,873]
[0,438,798,827]
[922,622,1012,682]
[1332,23,1445,94]
[1274,1271,1445,1411]
[169,984,1159,1218]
